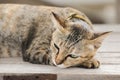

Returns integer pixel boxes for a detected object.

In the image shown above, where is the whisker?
[65,30,75,45]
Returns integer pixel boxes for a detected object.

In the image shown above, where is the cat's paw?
[22,54,30,62]
[80,59,100,68]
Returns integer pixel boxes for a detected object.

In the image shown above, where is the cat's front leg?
[79,58,100,68]
[57,57,88,68]
[57,57,100,68]
[27,48,50,65]
[22,38,51,65]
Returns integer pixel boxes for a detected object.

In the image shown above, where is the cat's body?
[0,4,111,68]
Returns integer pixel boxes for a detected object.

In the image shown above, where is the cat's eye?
[68,54,79,58]
[54,43,59,54]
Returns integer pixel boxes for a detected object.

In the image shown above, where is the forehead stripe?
[67,14,92,26]
[66,28,83,46]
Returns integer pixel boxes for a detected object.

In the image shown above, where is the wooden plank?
[0,63,120,75]
[98,42,120,52]
[103,32,120,42]
[94,24,120,32]
[98,58,120,64]
[0,58,120,75]
[3,74,57,80]
[0,57,26,64]
[96,52,120,58]
[58,74,120,80]
[96,52,120,64]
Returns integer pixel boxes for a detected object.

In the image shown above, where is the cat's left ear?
[51,12,66,33]
[91,31,112,42]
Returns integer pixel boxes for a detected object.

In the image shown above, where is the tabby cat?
[0,4,111,68]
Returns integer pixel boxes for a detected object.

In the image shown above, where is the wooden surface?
[3,74,57,80]
[0,24,120,80]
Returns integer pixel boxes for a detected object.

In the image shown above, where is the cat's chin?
[57,64,67,68]
[52,56,67,68]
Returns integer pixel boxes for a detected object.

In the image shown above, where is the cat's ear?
[51,12,66,33]
[90,31,112,49]
[91,31,112,42]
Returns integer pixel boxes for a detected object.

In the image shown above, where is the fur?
[0,4,111,68]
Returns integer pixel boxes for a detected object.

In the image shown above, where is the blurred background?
[0,0,119,24]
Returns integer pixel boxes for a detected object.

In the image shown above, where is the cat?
[0,4,111,68]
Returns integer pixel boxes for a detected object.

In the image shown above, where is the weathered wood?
[98,42,120,52]
[103,33,120,42]
[94,24,120,32]
[3,74,57,80]
[96,52,120,64]
[58,74,120,80]
[0,58,120,75]
[96,52,120,58]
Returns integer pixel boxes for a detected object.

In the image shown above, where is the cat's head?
[50,12,111,68]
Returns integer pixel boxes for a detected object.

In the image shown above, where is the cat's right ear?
[51,12,66,33]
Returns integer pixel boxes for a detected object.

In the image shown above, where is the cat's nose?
[55,58,63,65]
[55,51,66,65]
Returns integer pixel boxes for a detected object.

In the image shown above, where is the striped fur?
[0,4,111,68]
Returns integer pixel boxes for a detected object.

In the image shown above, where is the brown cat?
[0,4,111,68]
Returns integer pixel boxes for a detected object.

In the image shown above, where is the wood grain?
[4,74,57,80]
